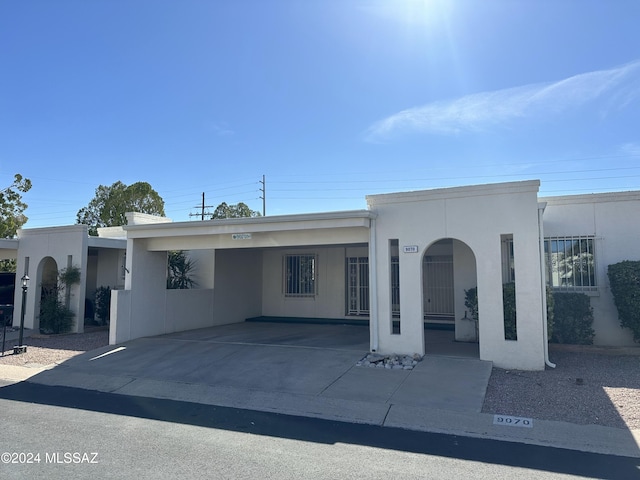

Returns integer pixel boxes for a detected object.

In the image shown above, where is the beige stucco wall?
[542,192,640,346]
[187,249,215,289]
[95,249,125,291]
[213,249,262,324]
[261,246,355,319]
[110,239,217,343]
[452,239,478,341]
[13,225,89,334]
[368,181,546,370]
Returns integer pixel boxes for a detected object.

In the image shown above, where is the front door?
[423,255,455,322]
[347,257,369,316]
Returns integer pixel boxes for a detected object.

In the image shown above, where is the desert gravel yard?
[0,328,109,367]
[482,346,640,430]
[1,329,639,431]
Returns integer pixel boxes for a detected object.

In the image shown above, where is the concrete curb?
[3,363,638,459]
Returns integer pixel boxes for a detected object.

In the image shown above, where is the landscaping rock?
[357,352,423,370]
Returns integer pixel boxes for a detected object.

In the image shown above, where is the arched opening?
[422,238,478,358]
[35,256,59,331]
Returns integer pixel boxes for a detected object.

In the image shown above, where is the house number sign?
[402,245,419,253]
[493,415,533,428]
[232,233,252,240]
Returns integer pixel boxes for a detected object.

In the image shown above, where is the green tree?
[211,202,261,219]
[77,181,165,235]
[0,174,31,272]
[0,174,32,238]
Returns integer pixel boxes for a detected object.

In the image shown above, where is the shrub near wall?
[464,285,554,341]
[608,261,640,342]
[551,293,594,345]
[94,286,111,325]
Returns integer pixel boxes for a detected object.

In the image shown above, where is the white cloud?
[365,60,640,142]
[619,142,640,157]
[209,122,235,137]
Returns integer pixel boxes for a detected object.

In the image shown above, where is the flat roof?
[124,209,376,239]
[366,180,541,206]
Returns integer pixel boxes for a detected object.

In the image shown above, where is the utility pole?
[189,192,215,221]
[259,174,266,216]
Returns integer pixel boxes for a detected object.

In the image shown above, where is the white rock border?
[356,353,422,370]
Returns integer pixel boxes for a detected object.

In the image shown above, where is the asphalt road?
[0,382,637,480]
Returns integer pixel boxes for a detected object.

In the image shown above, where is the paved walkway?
[1,322,639,458]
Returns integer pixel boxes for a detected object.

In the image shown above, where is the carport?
[110,211,375,347]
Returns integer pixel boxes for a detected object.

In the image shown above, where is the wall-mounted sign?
[402,245,419,253]
[232,233,252,240]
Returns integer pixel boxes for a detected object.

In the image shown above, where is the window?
[390,239,400,334]
[501,234,517,340]
[391,256,400,317]
[501,236,515,284]
[120,252,127,282]
[347,257,369,315]
[545,236,596,290]
[284,254,316,297]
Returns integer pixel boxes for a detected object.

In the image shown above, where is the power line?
[259,175,266,216]
[188,192,215,221]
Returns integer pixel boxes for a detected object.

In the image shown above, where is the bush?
[59,265,81,288]
[546,286,555,340]
[551,292,595,344]
[464,287,478,322]
[37,265,81,335]
[607,261,640,342]
[94,286,111,325]
[502,283,517,340]
[167,251,197,289]
[39,294,74,334]
[464,284,554,341]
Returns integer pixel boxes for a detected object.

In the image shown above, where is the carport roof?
[0,238,18,259]
[87,236,127,249]
[0,239,18,250]
[123,209,376,239]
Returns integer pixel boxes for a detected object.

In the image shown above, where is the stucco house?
[8,180,640,370]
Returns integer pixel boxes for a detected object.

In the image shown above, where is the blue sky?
[2,0,640,229]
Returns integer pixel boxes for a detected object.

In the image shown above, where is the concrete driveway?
[27,321,492,415]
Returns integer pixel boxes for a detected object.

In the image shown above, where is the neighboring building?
[9,225,126,333]
[7,180,640,370]
[541,191,640,347]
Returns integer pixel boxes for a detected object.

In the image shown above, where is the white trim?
[367,180,540,206]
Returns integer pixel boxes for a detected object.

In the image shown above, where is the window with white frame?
[284,254,316,297]
[545,236,596,290]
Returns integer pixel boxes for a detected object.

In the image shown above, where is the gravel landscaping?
[0,328,109,367]
[482,346,640,430]
[0,329,638,431]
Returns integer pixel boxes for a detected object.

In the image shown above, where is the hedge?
[464,284,554,341]
[551,293,594,345]
[463,285,598,345]
[608,260,640,343]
